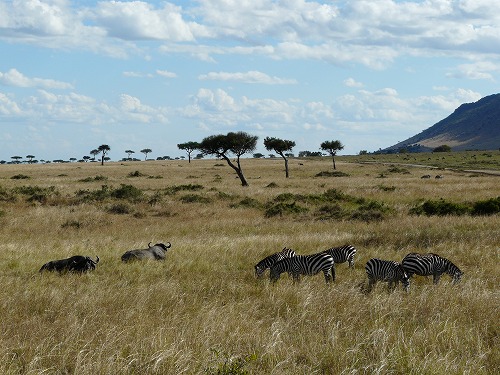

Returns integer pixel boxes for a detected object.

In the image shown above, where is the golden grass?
[0,157,499,374]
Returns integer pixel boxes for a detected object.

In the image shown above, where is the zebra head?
[452,269,463,284]
[254,264,265,279]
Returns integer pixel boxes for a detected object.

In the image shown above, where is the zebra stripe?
[365,258,410,292]
[269,252,335,284]
[402,252,463,284]
[254,247,296,278]
[323,244,357,268]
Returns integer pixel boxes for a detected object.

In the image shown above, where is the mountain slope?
[385,93,500,152]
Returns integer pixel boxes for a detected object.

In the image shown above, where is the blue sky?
[1,0,499,162]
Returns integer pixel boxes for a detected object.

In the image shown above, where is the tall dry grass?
[0,157,498,374]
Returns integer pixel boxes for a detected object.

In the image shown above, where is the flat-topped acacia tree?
[320,140,344,170]
[177,141,200,163]
[197,131,258,186]
[264,137,296,178]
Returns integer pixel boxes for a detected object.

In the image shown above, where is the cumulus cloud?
[156,70,177,78]
[0,69,73,89]
[344,78,364,88]
[198,71,296,84]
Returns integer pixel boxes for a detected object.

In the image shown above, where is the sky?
[1,0,499,162]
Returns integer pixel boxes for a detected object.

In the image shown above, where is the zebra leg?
[367,277,375,293]
[292,273,301,283]
[323,269,332,283]
[433,273,441,284]
[331,263,336,282]
[387,280,396,292]
[348,259,354,269]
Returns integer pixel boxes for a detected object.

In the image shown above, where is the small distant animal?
[254,247,296,278]
[121,242,172,262]
[402,252,462,284]
[421,175,431,179]
[39,255,99,274]
[364,258,409,292]
[435,175,444,179]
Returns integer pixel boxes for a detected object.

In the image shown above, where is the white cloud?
[0,69,73,89]
[198,71,296,85]
[0,93,22,115]
[344,78,364,88]
[156,70,177,78]
[91,1,197,41]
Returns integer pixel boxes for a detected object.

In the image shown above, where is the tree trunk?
[222,154,249,186]
[332,155,336,170]
[280,153,289,178]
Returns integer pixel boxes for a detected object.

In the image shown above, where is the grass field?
[0,152,499,374]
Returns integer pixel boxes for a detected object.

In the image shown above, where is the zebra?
[254,247,296,278]
[323,244,357,269]
[365,258,410,292]
[402,252,463,284]
[269,252,335,284]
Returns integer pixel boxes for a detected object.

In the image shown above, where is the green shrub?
[61,220,82,229]
[75,185,110,202]
[12,185,59,204]
[471,197,500,215]
[79,175,108,182]
[127,170,145,177]
[316,204,347,220]
[411,199,470,216]
[315,171,350,177]
[11,174,30,180]
[265,202,308,217]
[165,184,204,195]
[110,184,143,200]
[107,203,133,214]
[230,197,261,209]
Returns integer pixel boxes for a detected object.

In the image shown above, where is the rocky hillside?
[385,93,500,152]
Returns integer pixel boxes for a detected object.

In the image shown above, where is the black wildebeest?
[121,242,172,262]
[39,255,99,274]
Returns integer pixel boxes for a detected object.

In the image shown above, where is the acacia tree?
[320,140,344,170]
[90,149,99,161]
[140,148,152,160]
[26,155,35,164]
[97,144,110,165]
[125,150,135,160]
[197,131,258,186]
[177,141,200,163]
[264,137,296,178]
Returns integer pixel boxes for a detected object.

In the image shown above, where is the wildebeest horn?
[148,242,152,248]
[166,242,171,248]
[95,256,99,264]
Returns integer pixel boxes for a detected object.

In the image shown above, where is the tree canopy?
[264,137,296,178]
[177,141,200,163]
[320,140,344,170]
[197,132,258,186]
[97,144,110,166]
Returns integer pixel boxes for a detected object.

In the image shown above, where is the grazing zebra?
[365,258,410,292]
[323,244,357,269]
[254,247,296,278]
[402,252,463,284]
[269,252,335,284]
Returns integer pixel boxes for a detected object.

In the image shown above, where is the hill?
[385,93,500,152]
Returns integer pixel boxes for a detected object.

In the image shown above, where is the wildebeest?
[39,255,99,274]
[121,242,172,262]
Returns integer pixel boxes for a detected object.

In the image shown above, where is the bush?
[471,197,500,215]
[79,175,108,182]
[127,170,146,177]
[315,171,350,177]
[411,199,470,216]
[165,184,204,195]
[265,202,308,217]
[230,197,261,209]
[107,203,133,214]
[110,184,143,200]
[11,174,30,180]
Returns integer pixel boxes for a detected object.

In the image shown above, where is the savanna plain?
[0,152,499,374]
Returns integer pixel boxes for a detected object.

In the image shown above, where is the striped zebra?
[269,252,335,284]
[365,258,410,292]
[254,247,296,278]
[402,252,463,284]
[323,244,357,269]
